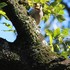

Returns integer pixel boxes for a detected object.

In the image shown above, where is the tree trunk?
[0,0,70,70]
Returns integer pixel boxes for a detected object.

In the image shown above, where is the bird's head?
[34,3,42,10]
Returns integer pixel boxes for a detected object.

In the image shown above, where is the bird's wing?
[28,8,36,17]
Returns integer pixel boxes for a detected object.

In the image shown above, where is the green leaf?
[58,10,64,15]
[49,35,53,45]
[40,0,49,4]
[28,0,33,6]
[50,45,54,52]
[62,28,69,36]
[3,30,16,33]
[50,1,57,7]
[58,37,63,43]
[56,15,65,22]
[60,51,68,59]
[59,4,65,9]
[67,46,70,52]
[42,13,50,22]
[45,29,53,36]
[53,28,60,37]
[3,22,12,29]
[0,2,7,9]
[54,44,60,52]
[45,29,53,45]
[56,0,62,2]
[34,0,40,2]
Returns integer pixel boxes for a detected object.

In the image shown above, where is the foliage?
[0,10,12,28]
[0,2,17,42]
[0,2,7,9]
[0,2,13,29]
[45,28,70,59]
[0,10,6,15]
[0,2,9,20]
[27,0,65,22]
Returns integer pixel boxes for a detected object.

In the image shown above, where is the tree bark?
[0,0,70,70]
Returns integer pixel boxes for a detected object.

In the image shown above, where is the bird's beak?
[35,6,40,9]
[34,3,40,10]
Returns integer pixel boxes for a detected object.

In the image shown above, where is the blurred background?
[39,0,70,42]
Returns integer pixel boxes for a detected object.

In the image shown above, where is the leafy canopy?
[45,28,70,59]
[28,0,65,22]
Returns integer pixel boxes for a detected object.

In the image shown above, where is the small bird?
[28,3,43,25]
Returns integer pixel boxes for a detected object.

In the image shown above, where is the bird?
[28,3,43,25]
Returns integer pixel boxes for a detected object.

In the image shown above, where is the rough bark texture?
[0,0,70,70]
